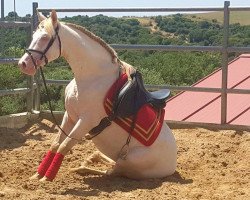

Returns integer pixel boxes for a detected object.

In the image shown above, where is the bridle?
[26,25,61,67]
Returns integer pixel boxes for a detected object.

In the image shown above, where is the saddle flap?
[113,73,144,118]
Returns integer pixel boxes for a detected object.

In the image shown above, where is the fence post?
[1,0,4,21]
[221,1,230,124]
[32,2,38,29]
[26,23,34,112]
[32,2,41,112]
[26,2,39,112]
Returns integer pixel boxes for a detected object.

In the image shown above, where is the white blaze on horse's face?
[18,11,60,76]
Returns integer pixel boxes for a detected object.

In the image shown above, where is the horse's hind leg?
[70,147,154,178]
[104,147,156,179]
[30,112,75,180]
[70,151,115,175]
[70,165,107,176]
[105,145,172,179]
[83,151,115,166]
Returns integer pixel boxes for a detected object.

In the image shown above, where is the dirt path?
[0,119,249,200]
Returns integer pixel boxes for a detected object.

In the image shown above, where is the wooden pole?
[1,0,4,21]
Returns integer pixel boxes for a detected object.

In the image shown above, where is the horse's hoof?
[39,176,52,182]
[29,172,43,180]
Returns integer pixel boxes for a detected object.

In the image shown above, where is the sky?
[1,0,250,18]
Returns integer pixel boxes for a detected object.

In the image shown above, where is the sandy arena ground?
[0,119,249,200]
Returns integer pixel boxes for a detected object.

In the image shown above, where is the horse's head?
[18,10,61,75]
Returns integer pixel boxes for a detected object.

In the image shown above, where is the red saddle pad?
[104,73,165,146]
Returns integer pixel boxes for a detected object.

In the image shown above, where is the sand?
[0,119,249,200]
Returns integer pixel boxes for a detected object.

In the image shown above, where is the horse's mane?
[63,22,119,63]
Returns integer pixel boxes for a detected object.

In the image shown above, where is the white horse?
[18,10,177,181]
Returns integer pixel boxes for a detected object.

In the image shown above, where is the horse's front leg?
[40,118,90,181]
[30,112,75,180]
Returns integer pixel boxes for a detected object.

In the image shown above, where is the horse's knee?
[50,141,60,152]
[57,139,76,155]
[57,143,68,155]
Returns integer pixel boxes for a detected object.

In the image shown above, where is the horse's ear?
[50,10,58,27]
[37,10,46,22]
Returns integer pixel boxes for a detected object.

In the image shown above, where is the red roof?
[164,54,250,126]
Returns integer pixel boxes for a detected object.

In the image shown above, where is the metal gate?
[1,1,250,127]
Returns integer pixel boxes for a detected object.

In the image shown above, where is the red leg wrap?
[45,153,64,181]
[37,151,56,177]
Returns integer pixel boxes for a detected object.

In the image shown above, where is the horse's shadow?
[63,171,193,197]
[0,119,57,150]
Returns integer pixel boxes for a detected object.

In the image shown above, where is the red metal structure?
[165,54,250,126]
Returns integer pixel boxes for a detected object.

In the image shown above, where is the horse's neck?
[60,24,118,84]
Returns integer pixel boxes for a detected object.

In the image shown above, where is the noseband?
[26,25,61,67]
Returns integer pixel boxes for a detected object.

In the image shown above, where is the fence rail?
[112,45,250,53]
[37,7,250,13]
[0,58,19,64]
[44,79,250,94]
[0,21,31,28]
[0,88,30,97]
[38,8,226,13]
[1,1,250,126]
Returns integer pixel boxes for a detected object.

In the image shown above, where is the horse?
[18,10,177,181]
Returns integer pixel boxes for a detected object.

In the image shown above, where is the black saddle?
[87,70,170,139]
[113,71,170,118]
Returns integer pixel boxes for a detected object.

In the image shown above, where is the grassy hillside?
[132,11,250,27]
[184,11,250,25]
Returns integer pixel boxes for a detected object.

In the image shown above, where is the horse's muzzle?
[18,55,37,76]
